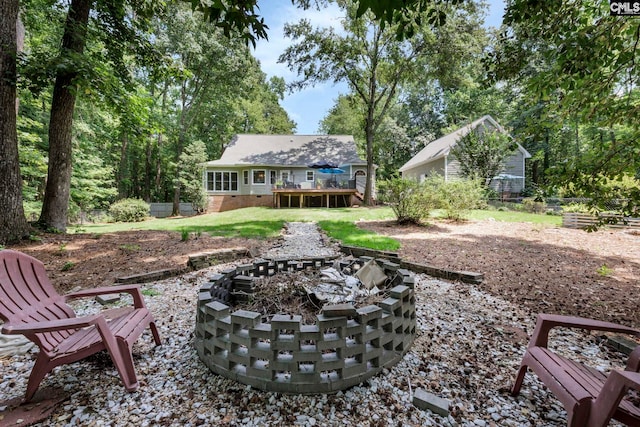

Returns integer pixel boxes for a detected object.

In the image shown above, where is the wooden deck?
[272,188,357,208]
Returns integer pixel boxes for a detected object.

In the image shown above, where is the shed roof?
[399,115,531,172]
[205,134,366,167]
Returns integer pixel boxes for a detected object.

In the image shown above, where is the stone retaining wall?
[195,256,417,393]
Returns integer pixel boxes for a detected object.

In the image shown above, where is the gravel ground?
[0,223,631,426]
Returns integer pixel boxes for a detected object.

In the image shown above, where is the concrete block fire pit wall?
[194,257,417,394]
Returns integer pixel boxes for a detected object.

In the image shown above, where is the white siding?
[401,158,446,181]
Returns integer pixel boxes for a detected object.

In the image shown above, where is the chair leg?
[96,319,139,392]
[149,320,161,346]
[114,338,139,391]
[25,353,53,402]
[511,363,528,396]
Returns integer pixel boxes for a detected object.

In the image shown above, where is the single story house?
[399,115,531,195]
[204,134,370,212]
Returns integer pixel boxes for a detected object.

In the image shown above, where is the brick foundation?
[207,194,273,212]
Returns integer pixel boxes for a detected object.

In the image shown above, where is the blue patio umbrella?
[318,168,346,186]
[318,168,346,174]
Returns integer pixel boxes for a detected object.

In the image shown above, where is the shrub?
[522,197,547,213]
[427,176,484,221]
[562,203,592,213]
[108,198,149,222]
[378,177,438,224]
[23,201,42,222]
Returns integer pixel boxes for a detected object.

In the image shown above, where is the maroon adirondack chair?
[0,249,161,401]
[512,313,640,427]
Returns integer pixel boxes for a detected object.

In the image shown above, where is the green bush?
[562,203,592,213]
[432,177,485,221]
[23,201,42,222]
[108,198,149,222]
[522,197,547,213]
[378,177,438,224]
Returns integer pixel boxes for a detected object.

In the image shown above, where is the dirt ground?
[8,218,640,328]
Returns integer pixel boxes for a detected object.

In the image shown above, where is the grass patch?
[318,220,400,251]
[69,206,559,250]
[61,261,75,271]
[597,264,613,277]
[452,209,562,225]
[72,207,396,239]
[141,288,162,297]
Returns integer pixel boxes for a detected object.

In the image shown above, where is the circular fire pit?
[194,256,416,393]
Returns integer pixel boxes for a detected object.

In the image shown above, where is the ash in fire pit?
[195,256,417,394]
[236,259,388,324]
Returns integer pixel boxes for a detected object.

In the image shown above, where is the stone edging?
[115,247,253,284]
[340,245,484,284]
[194,256,417,393]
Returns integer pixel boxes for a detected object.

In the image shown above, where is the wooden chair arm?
[529,313,640,348]
[589,370,640,427]
[1,314,102,335]
[65,284,145,308]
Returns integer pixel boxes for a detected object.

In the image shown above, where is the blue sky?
[252,1,505,135]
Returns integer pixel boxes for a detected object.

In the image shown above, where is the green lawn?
[72,206,561,251]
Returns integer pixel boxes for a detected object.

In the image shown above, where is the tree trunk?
[0,0,30,244]
[38,0,92,232]
[144,135,152,202]
[363,120,375,206]
[118,132,129,198]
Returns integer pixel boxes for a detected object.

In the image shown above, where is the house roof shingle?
[205,134,366,167]
[399,115,531,172]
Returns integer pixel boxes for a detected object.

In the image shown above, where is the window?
[270,170,277,185]
[306,170,314,181]
[206,171,238,192]
[280,171,290,182]
[243,170,249,185]
[253,169,266,185]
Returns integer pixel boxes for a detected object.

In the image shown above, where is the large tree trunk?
[0,0,30,244]
[38,0,92,232]
[118,132,129,198]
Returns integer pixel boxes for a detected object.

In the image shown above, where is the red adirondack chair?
[0,249,161,401]
[512,313,640,427]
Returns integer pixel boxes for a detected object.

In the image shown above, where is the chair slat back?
[0,250,76,352]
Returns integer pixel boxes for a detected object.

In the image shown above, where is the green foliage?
[109,198,149,223]
[562,203,591,214]
[119,243,141,252]
[177,141,208,213]
[377,176,438,224]
[61,261,75,272]
[556,173,640,217]
[521,198,547,214]
[451,125,516,186]
[23,201,42,223]
[430,176,484,221]
[181,228,190,241]
[379,175,485,223]
[596,264,613,277]
[491,0,640,212]
[317,220,400,251]
[141,288,162,297]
